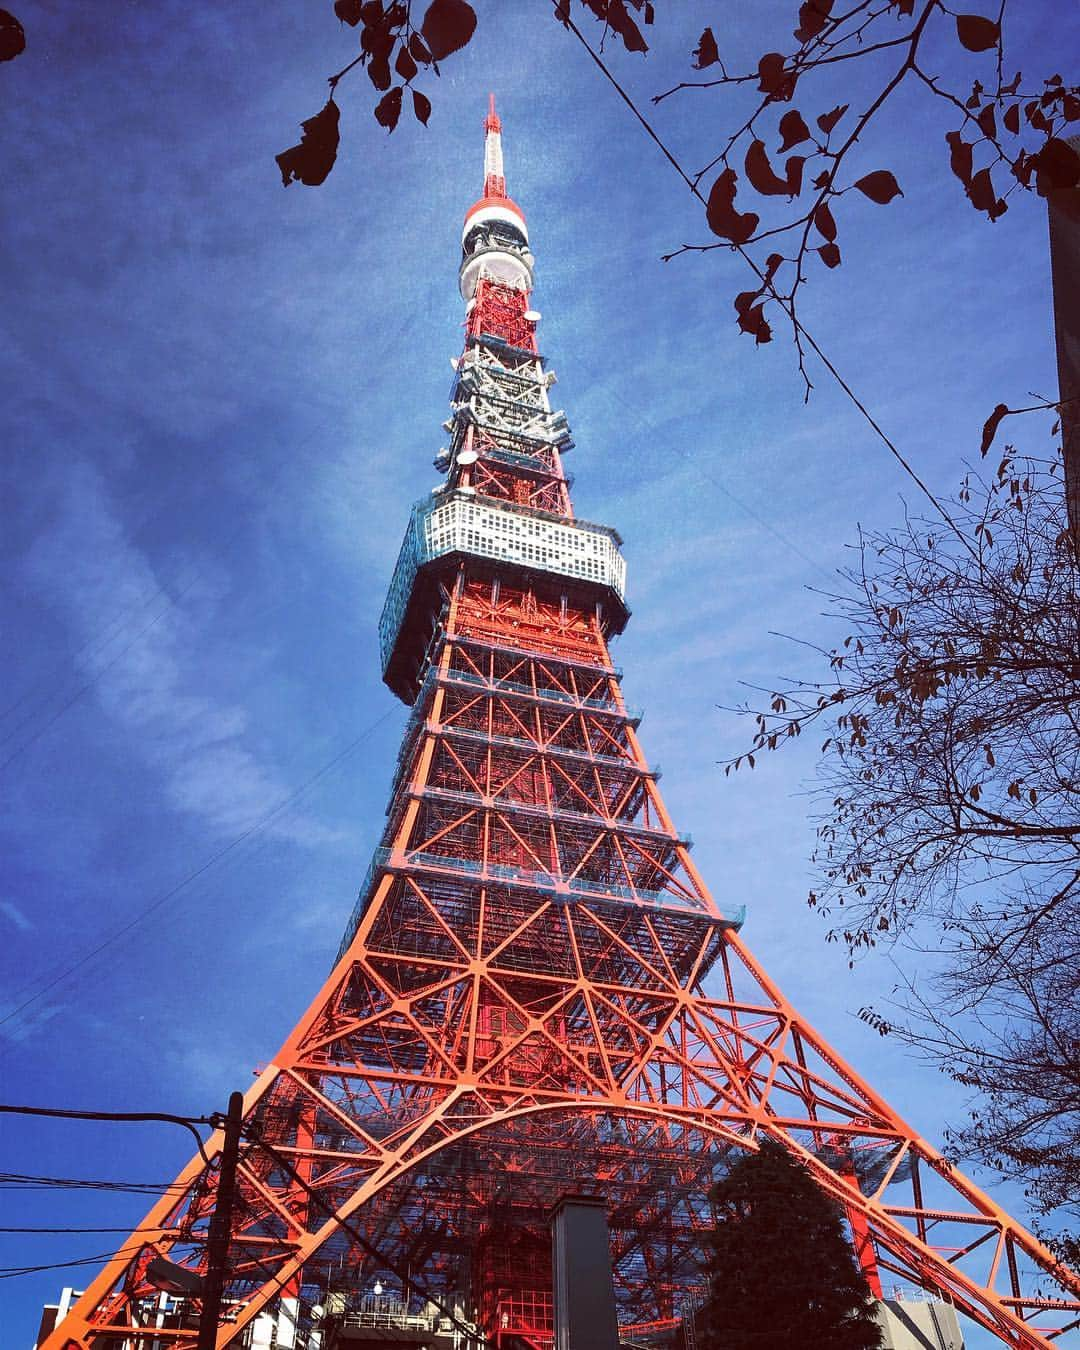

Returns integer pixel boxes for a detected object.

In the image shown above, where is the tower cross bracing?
[42,98,1080,1350]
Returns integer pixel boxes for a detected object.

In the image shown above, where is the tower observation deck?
[41,99,1080,1350]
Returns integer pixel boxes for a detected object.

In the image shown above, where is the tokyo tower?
[44,98,1079,1350]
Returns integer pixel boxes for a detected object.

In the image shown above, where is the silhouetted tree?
[694,1138,884,1350]
[731,444,1080,1263]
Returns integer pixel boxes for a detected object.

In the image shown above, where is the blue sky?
[1,0,1076,1344]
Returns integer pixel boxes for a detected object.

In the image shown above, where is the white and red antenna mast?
[482,92,506,197]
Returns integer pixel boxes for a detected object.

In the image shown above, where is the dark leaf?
[794,0,834,42]
[980,403,1009,456]
[605,0,648,53]
[1033,138,1080,195]
[1003,102,1020,134]
[1012,149,1035,186]
[0,7,25,60]
[976,104,996,139]
[395,45,418,80]
[275,98,340,188]
[813,200,837,241]
[967,166,1007,218]
[812,169,831,189]
[757,52,796,100]
[965,78,983,110]
[785,154,805,196]
[644,1,655,23]
[1064,93,1080,121]
[421,0,477,61]
[816,103,848,135]
[413,88,432,125]
[359,0,383,21]
[361,21,394,59]
[745,139,791,195]
[705,168,760,244]
[692,25,719,68]
[734,296,773,344]
[946,129,973,185]
[764,252,784,281]
[778,109,811,151]
[854,169,903,203]
[890,0,914,13]
[368,54,392,90]
[374,84,404,132]
[409,31,433,62]
[817,242,841,268]
[1025,101,1051,134]
[956,13,1000,52]
[334,0,363,25]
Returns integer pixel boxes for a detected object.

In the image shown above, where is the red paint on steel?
[43,103,1079,1350]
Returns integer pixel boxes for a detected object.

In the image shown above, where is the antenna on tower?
[483,92,506,198]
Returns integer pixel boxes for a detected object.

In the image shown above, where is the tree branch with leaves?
[725,433,1079,1258]
[655,1,1078,385]
[274,0,658,185]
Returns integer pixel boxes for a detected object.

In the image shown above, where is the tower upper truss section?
[379,99,628,703]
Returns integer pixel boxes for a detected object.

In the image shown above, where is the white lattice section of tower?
[379,492,626,671]
[484,122,503,189]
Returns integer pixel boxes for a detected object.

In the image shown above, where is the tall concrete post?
[550,1194,620,1350]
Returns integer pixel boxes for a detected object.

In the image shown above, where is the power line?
[557,6,971,552]
[574,350,836,586]
[0,1103,212,1126]
[0,567,190,727]
[0,705,396,1035]
[0,1246,147,1281]
[0,580,200,775]
[0,1226,184,1234]
[246,1127,491,1348]
[1,299,427,778]
[0,1102,215,1163]
[0,1173,189,1194]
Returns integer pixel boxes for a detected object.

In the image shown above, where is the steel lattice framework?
[45,98,1080,1350]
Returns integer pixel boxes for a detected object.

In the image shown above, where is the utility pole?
[197,1091,244,1350]
[1046,134,1080,540]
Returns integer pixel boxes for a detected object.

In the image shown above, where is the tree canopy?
[695,1137,884,1350]
[732,445,1079,1264]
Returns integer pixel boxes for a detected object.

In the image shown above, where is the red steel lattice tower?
[46,99,1080,1350]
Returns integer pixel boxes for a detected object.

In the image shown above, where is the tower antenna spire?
[482,91,505,198]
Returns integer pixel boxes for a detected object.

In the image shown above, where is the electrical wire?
[556,5,972,551]
[0,298,425,777]
[0,1173,188,1194]
[0,566,193,727]
[0,705,396,1035]
[573,348,837,586]
[0,1246,148,1281]
[0,579,202,775]
[0,1103,212,1125]
[244,1128,492,1347]
[0,1102,215,1162]
[0,1226,183,1234]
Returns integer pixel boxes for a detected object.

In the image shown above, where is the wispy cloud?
[0,900,33,933]
[22,459,344,848]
